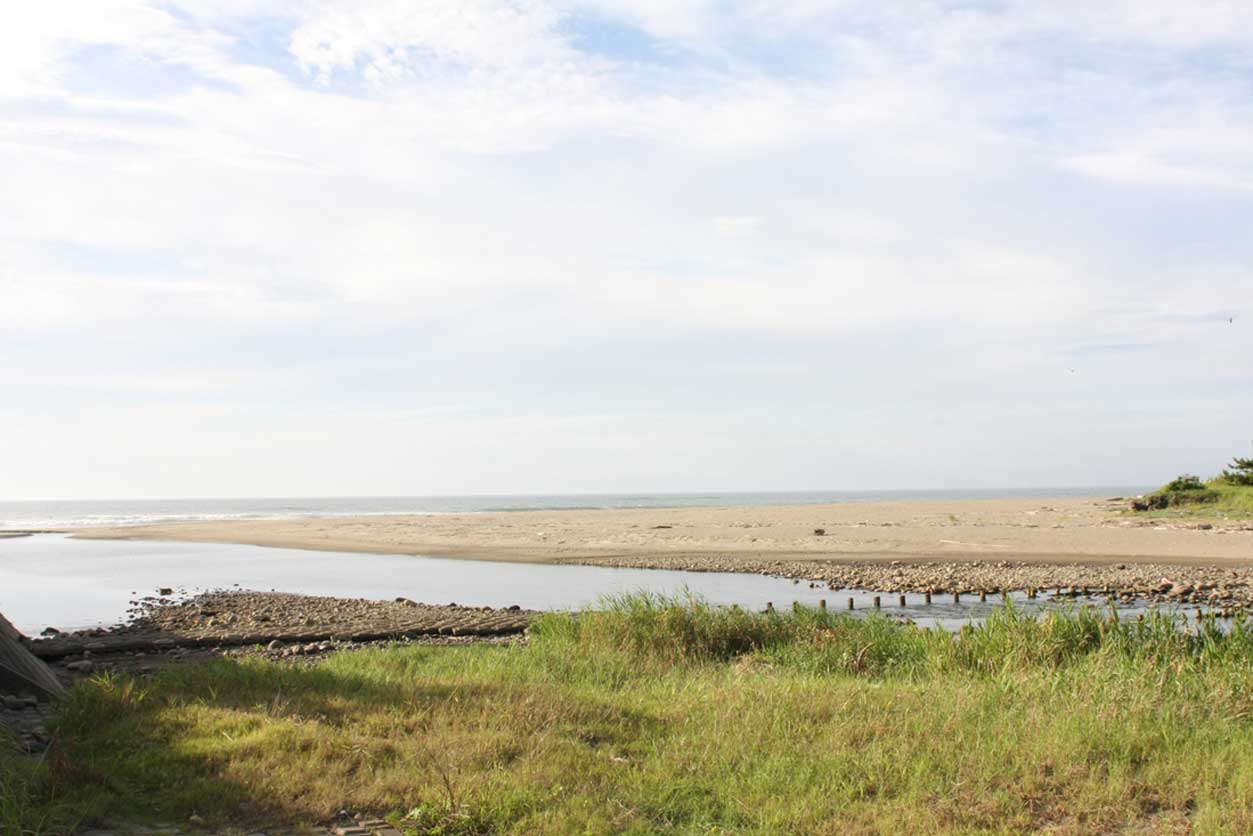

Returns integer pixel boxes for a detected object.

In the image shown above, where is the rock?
[39,627,61,637]
[64,660,94,673]
[188,814,205,826]
[813,528,826,536]
[158,588,173,596]
[266,640,282,652]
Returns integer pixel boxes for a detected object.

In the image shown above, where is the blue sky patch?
[558,12,683,66]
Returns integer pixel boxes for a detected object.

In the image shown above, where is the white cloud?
[1,0,1252,496]
[711,215,757,237]
[289,0,572,80]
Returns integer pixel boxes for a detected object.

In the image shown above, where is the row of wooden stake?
[763,587,1126,612]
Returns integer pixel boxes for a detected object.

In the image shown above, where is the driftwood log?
[0,611,64,698]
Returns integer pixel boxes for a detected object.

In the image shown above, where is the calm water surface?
[0,534,1179,636]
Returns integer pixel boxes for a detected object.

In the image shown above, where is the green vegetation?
[7,595,1253,834]
[1132,457,1253,517]
[1165,474,1208,492]
[1132,474,1220,511]
[1221,457,1253,487]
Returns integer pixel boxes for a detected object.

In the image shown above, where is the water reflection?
[0,534,1219,636]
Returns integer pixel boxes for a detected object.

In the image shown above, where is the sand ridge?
[78,496,1253,567]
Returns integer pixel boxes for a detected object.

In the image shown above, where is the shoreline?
[75,495,1253,565]
[25,591,536,662]
[71,496,1253,604]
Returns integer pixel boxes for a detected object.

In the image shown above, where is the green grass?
[1131,477,1253,519]
[7,595,1253,834]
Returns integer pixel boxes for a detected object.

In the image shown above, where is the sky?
[2,0,1252,500]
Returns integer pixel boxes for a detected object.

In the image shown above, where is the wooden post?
[953,591,961,604]
[899,594,906,607]
[819,599,826,610]
[979,590,987,602]
[873,596,881,609]
[847,597,854,610]
[766,602,773,612]
[925,591,932,604]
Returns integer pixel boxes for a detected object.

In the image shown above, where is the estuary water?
[0,533,1169,637]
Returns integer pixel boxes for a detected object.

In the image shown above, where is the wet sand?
[79,496,1252,567]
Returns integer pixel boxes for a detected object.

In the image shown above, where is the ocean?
[0,488,1149,530]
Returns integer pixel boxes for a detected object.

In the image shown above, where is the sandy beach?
[79,495,1252,565]
[71,496,1253,605]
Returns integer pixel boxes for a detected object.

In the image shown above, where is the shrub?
[1132,488,1219,511]
[1131,474,1222,511]
[1164,474,1206,491]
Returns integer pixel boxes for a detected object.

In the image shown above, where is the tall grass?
[535,591,1253,678]
[6,594,1253,833]
[1,724,93,836]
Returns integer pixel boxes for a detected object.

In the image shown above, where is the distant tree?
[1221,456,1253,486]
